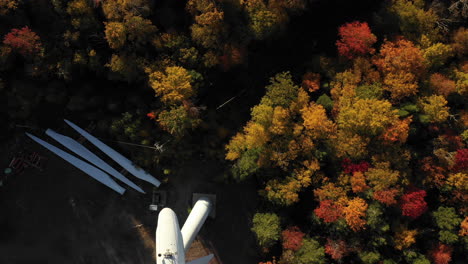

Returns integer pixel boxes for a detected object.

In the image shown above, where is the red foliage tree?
[281,226,305,251]
[430,243,452,264]
[342,158,370,174]
[3,26,42,56]
[146,112,156,120]
[336,21,377,59]
[325,238,350,260]
[400,188,428,219]
[452,148,468,172]
[314,200,343,223]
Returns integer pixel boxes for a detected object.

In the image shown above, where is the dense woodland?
[1,0,467,263]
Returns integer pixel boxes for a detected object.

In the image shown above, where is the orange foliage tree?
[382,117,412,143]
[325,238,350,260]
[314,200,343,223]
[430,244,452,264]
[302,72,321,92]
[373,38,426,100]
[451,27,468,58]
[460,217,468,236]
[350,171,369,193]
[343,197,368,231]
[430,73,456,98]
[373,189,400,206]
[281,226,305,251]
[420,156,447,187]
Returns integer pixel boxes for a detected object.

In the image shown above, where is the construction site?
[0,124,259,264]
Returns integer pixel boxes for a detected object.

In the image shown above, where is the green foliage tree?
[433,207,462,244]
[157,106,201,138]
[316,94,333,112]
[293,238,326,264]
[390,0,440,42]
[188,0,225,49]
[261,72,299,108]
[251,213,281,249]
[243,0,284,40]
[359,251,381,264]
[110,112,143,142]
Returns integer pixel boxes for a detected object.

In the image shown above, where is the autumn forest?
[1,0,467,263]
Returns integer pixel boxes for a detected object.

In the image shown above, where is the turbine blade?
[186,254,214,264]
[46,129,145,193]
[26,133,125,194]
[64,119,160,187]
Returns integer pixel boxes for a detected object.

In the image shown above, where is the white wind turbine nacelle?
[155,198,213,264]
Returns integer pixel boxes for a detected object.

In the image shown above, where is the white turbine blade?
[186,254,214,264]
[64,119,160,187]
[181,197,212,251]
[46,129,145,194]
[26,133,125,195]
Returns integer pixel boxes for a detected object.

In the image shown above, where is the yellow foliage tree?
[124,16,157,47]
[394,229,418,250]
[334,130,369,159]
[191,9,225,49]
[102,0,151,20]
[251,104,274,128]
[422,41,454,69]
[330,70,360,108]
[67,0,96,30]
[365,162,400,191]
[265,177,301,205]
[225,121,269,161]
[105,22,127,49]
[269,107,290,135]
[149,66,194,105]
[446,173,468,192]
[454,63,468,96]
[418,95,450,123]
[0,0,18,15]
[337,98,398,136]
[314,183,347,202]
[301,102,336,139]
[384,71,420,100]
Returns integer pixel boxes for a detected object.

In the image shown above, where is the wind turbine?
[156,197,214,264]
